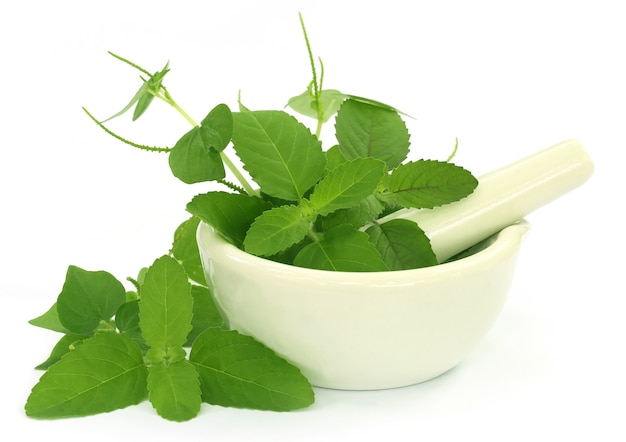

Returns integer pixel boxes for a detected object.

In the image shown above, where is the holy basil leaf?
[287,89,348,122]
[383,160,478,209]
[199,103,233,151]
[56,266,126,336]
[319,194,385,231]
[168,126,226,184]
[244,205,310,257]
[139,256,193,353]
[34,334,84,370]
[232,110,326,201]
[309,158,386,217]
[25,333,148,418]
[365,219,438,270]
[294,224,389,272]
[335,99,410,170]
[190,328,314,411]
[28,302,71,334]
[147,360,201,422]
[115,300,146,349]
[324,144,348,170]
[186,285,225,347]
[186,191,270,249]
[171,216,206,285]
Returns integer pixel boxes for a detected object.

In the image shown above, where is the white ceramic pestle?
[378,139,594,262]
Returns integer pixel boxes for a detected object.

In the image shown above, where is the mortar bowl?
[196,220,531,390]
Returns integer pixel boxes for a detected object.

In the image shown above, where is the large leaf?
[147,360,201,422]
[190,328,314,411]
[309,158,386,216]
[139,256,193,353]
[383,160,478,209]
[244,205,310,257]
[365,219,438,270]
[335,99,410,169]
[294,224,389,272]
[232,110,326,201]
[25,333,148,418]
[186,191,270,249]
[56,266,126,335]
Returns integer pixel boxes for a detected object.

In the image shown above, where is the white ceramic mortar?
[196,139,593,390]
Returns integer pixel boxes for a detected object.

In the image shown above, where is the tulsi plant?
[25,15,478,421]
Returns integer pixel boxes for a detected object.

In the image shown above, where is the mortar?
[196,139,594,390]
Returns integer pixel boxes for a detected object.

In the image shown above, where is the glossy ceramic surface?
[197,220,531,390]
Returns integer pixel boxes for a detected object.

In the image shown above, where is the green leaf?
[365,219,438,270]
[186,285,225,346]
[309,158,386,217]
[186,192,270,249]
[324,144,347,170]
[287,89,347,122]
[28,302,71,334]
[319,194,385,231]
[56,266,126,335]
[103,58,170,122]
[171,216,206,285]
[25,333,148,418]
[190,328,314,411]
[335,99,410,169]
[34,334,84,370]
[244,205,311,257]
[168,126,226,184]
[232,110,326,201]
[383,160,478,209]
[147,360,201,422]
[139,256,193,353]
[115,300,146,349]
[294,224,389,272]
[200,103,233,151]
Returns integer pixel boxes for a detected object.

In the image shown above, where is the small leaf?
[171,216,206,285]
[383,160,478,209]
[200,103,233,151]
[244,205,310,257]
[294,225,389,272]
[115,300,146,349]
[365,219,438,270]
[319,194,385,231]
[186,192,270,249]
[147,360,201,422]
[186,285,225,346]
[309,158,386,217]
[25,333,148,418]
[34,334,84,370]
[168,126,226,184]
[190,328,314,411]
[139,256,193,352]
[287,89,347,122]
[56,266,126,336]
[28,302,71,334]
[232,110,326,201]
[335,99,410,169]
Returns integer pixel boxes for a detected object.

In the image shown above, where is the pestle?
[377,139,594,263]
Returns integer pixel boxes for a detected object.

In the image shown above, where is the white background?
[1,0,624,440]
